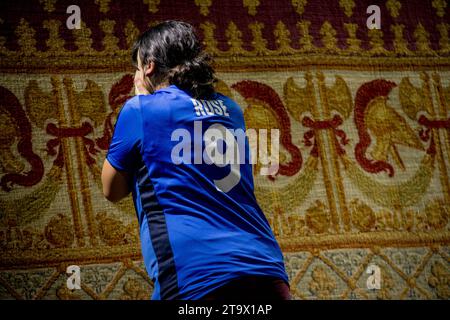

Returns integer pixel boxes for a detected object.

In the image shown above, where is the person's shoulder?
[119,95,141,115]
[119,94,163,117]
[128,94,174,128]
[117,95,145,122]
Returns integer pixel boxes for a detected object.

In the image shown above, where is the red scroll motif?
[232,80,302,178]
[354,79,397,177]
[0,86,44,191]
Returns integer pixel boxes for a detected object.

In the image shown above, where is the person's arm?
[101,159,131,202]
[102,96,142,203]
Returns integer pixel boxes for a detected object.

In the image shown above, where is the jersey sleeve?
[106,96,142,173]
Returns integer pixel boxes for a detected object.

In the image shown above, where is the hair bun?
[168,51,217,98]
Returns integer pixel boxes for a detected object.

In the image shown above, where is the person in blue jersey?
[101,20,290,300]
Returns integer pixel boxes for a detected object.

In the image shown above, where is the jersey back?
[106,85,288,300]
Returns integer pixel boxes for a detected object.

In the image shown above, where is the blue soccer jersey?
[106,84,288,300]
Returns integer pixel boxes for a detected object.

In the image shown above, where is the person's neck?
[155,82,170,91]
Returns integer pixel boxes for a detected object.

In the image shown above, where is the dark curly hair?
[131,20,216,99]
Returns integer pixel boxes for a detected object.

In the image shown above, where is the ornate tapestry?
[0,0,449,299]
